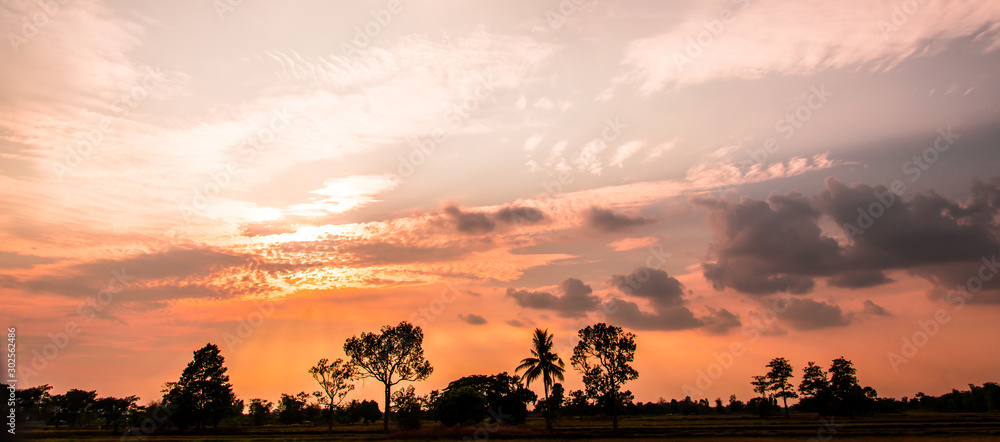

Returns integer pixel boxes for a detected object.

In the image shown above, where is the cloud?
[828,270,893,289]
[444,204,497,234]
[523,134,545,151]
[493,205,546,226]
[585,207,655,233]
[1,246,284,306]
[610,267,686,308]
[695,191,842,295]
[862,299,891,317]
[506,278,600,317]
[696,176,1000,303]
[603,298,703,331]
[607,236,660,252]
[458,313,487,325]
[700,307,742,335]
[608,0,1000,95]
[778,298,853,330]
[609,140,646,168]
[0,251,57,269]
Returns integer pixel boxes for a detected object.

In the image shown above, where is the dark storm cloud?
[506,277,600,317]
[694,191,842,295]
[584,207,655,233]
[827,270,893,289]
[458,313,487,325]
[778,298,853,330]
[696,176,1000,304]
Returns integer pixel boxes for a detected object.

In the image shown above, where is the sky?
[2,0,1000,407]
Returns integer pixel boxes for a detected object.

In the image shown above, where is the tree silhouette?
[94,395,138,433]
[163,343,239,430]
[309,357,358,431]
[765,357,798,418]
[441,372,536,424]
[515,328,565,430]
[247,398,273,426]
[799,361,829,399]
[343,321,433,432]
[570,323,638,430]
[751,375,772,418]
[53,389,97,428]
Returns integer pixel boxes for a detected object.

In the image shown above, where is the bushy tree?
[434,386,487,426]
[248,398,273,426]
[343,321,432,431]
[277,392,311,425]
[94,395,138,433]
[441,372,536,424]
[391,385,423,430]
[571,323,638,430]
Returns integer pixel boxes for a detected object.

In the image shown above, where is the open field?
[18,413,1000,441]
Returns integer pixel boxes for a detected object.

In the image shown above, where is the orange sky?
[3,0,1000,407]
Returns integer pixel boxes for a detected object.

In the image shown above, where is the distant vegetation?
[12,321,1000,437]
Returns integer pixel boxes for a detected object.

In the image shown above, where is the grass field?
[18,412,1000,441]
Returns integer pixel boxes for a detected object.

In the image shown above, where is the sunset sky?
[3,0,1000,407]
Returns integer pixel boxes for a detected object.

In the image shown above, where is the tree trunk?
[783,396,789,418]
[328,403,334,431]
[543,383,551,430]
[383,385,391,432]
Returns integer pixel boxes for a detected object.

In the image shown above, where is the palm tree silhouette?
[516,328,565,430]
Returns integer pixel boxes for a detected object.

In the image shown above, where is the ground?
[17,412,1000,440]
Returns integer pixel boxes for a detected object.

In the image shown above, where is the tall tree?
[343,321,433,431]
[828,356,866,416]
[309,358,358,431]
[799,361,829,399]
[765,357,798,418]
[164,343,239,430]
[515,328,565,430]
[570,323,638,430]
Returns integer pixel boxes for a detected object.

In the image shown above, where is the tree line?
[12,321,1000,434]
